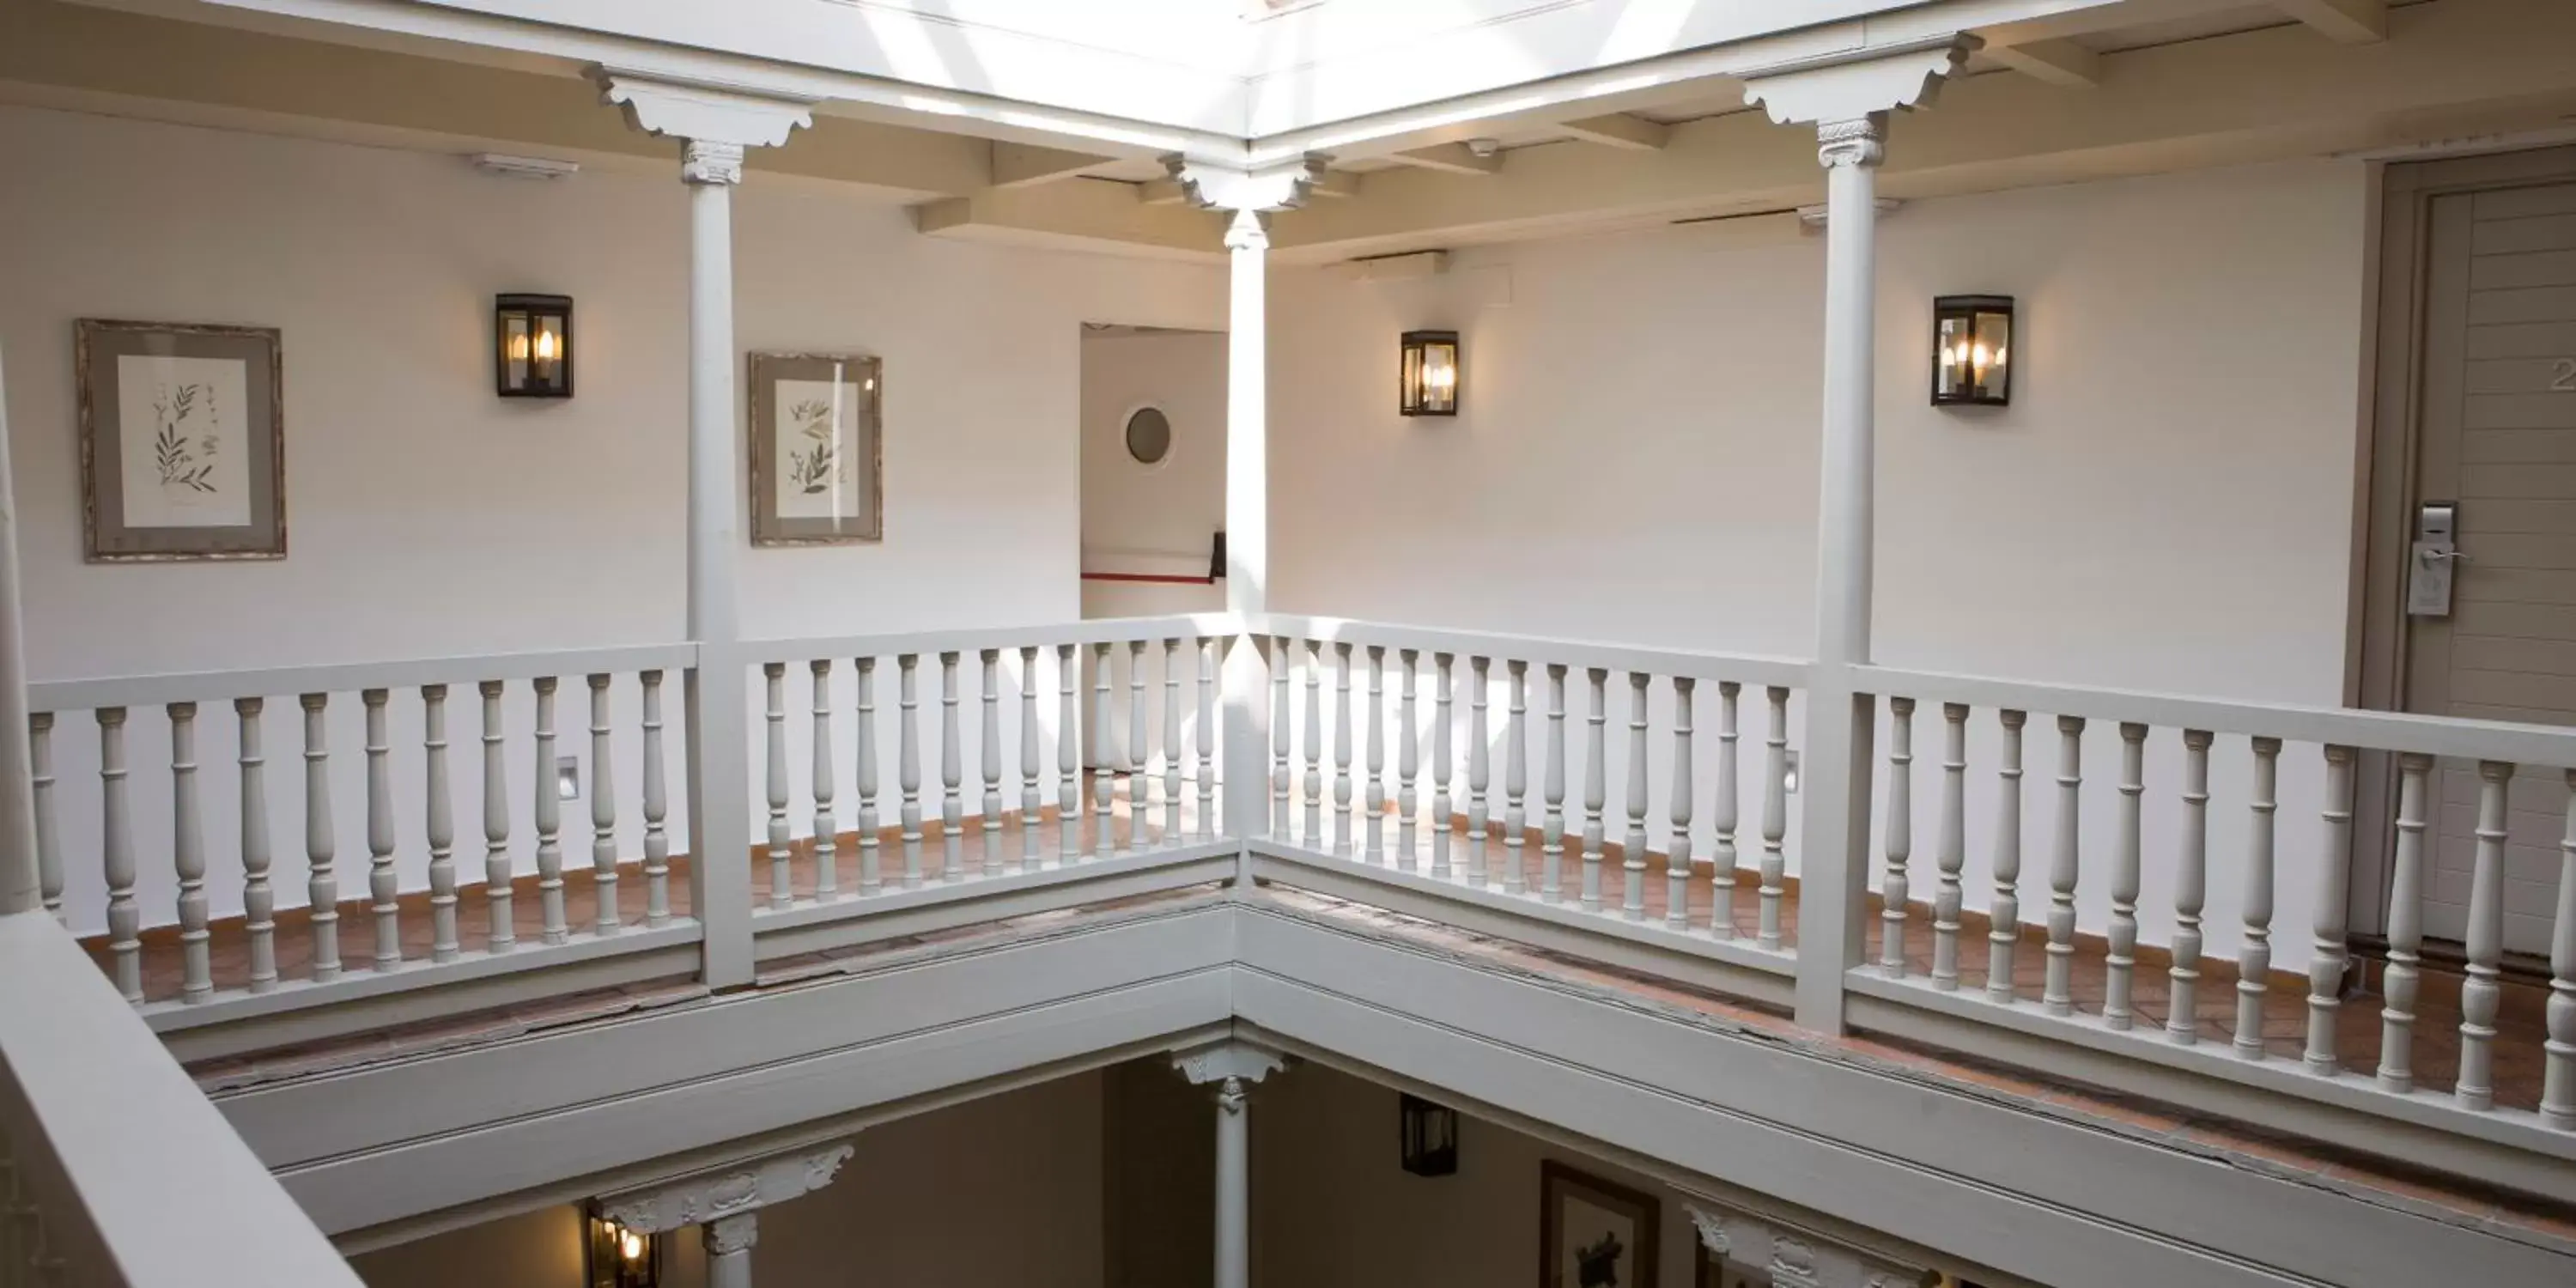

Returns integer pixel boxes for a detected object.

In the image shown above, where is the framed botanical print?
[76,319,286,562]
[748,351,882,546]
[1541,1161,1660,1288]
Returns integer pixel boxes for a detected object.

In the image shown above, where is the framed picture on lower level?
[748,350,882,546]
[1541,1160,1659,1288]
[76,319,286,562]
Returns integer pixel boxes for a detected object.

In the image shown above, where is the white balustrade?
[1985,708,2024,1003]
[1542,665,1565,904]
[1097,643,1117,860]
[1582,668,1607,914]
[858,657,884,894]
[170,702,210,999]
[100,708,137,1000]
[1623,671,1649,924]
[1467,657,1489,886]
[2379,752,2428,1090]
[1503,660,1526,893]
[301,694,340,982]
[903,653,927,883]
[2104,722,2144,1030]
[1759,687,1789,950]
[1126,641,1146,857]
[1162,641,1183,847]
[237,697,277,989]
[1712,682,1741,939]
[1667,677,1695,933]
[2043,715,2082,1017]
[1879,696,1911,976]
[2234,735,2280,1061]
[943,651,965,878]
[362,689,398,970]
[482,680,513,954]
[28,713,59,921]
[1272,637,1293,840]
[1929,703,1965,988]
[810,661,837,902]
[1334,642,1354,856]
[1059,643,1080,861]
[532,677,567,945]
[1366,647,1386,866]
[1023,646,1044,861]
[1398,650,1419,866]
[1432,653,1453,879]
[592,674,624,929]
[424,686,459,961]
[1196,638,1217,841]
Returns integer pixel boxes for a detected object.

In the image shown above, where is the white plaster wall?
[0,106,1224,931]
[1267,160,2373,968]
[349,1072,1103,1288]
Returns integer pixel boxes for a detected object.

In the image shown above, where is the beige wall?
[350,1072,1105,1288]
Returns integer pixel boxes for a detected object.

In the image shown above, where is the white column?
[0,345,38,916]
[706,1214,756,1288]
[1170,1039,1288,1288]
[598,71,813,988]
[1168,155,1325,856]
[1741,39,1971,1034]
[598,1141,854,1288]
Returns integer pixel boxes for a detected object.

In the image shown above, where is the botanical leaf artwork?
[150,381,222,496]
[786,398,841,495]
[769,374,871,525]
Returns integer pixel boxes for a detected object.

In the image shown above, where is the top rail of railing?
[27,642,702,714]
[735,613,1242,665]
[0,912,361,1287]
[1857,663,2576,768]
[1255,613,1814,690]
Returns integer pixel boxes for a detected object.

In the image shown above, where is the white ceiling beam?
[988,141,1111,188]
[1383,142,1503,175]
[1558,112,1671,150]
[1985,39,2102,88]
[2273,0,2388,43]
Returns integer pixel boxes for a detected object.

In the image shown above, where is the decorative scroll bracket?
[592,67,817,183]
[596,1141,856,1236]
[1739,36,1978,129]
[1160,153,1331,216]
[1170,1036,1289,1087]
[1682,1194,1920,1288]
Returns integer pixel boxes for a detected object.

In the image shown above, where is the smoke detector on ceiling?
[1465,137,1503,159]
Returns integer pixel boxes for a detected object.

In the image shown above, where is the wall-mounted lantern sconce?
[496,293,574,398]
[1400,1092,1459,1176]
[586,1208,660,1288]
[1399,330,1460,417]
[1931,295,2011,407]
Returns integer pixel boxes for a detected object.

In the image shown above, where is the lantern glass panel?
[1400,331,1460,416]
[1931,295,2012,407]
[496,294,574,398]
[586,1213,660,1288]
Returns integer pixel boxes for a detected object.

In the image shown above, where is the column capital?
[595,1140,855,1235]
[1162,153,1332,216]
[592,67,816,179]
[1170,1037,1289,1088]
[1740,36,1977,130]
[1682,1197,1919,1288]
[705,1212,758,1257]
[1817,116,1887,171]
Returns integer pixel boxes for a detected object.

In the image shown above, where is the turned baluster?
[640,671,671,927]
[810,661,839,902]
[532,677,567,943]
[1398,650,1420,867]
[1623,672,1651,923]
[481,682,513,953]
[2168,729,2212,1043]
[1015,646,1042,860]
[100,709,139,999]
[590,675,623,930]
[1985,709,2026,1002]
[2044,715,2085,1017]
[236,699,277,989]
[2233,736,2282,1060]
[1095,643,1116,859]
[1930,703,1967,987]
[1272,638,1293,838]
[1581,669,1607,913]
[301,695,342,981]
[1303,640,1324,848]
[1058,644,1080,862]
[1196,637,1218,840]
[1432,653,1454,878]
[1502,660,1528,892]
[421,687,459,961]
[362,689,399,969]
[1542,665,1566,903]
[899,654,926,886]
[986,648,1006,874]
[1759,687,1789,950]
[1467,656,1490,886]
[170,702,212,999]
[1668,677,1696,933]
[1711,683,1741,939]
[2543,769,2576,1128]
[2458,759,2512,1109]
[2378,753,2430,1089]
[2305,744,2357,1074]
[1366,646,1387,866]
[2105,723,2146,1029]
[29,714,59,922]
[943,651,965,878]
[762,663,793,907]
[1879,697,1913,976]
[1334,642,1355,855]
[1161,640,1182,845]
[1127,640,1147,854]
[852,659,884,894]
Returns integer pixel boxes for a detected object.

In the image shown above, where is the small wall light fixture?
[1400,1092,1460,1176]
[1399,330,1461,417]
[1931,295,2012,407]
[586,1208,660,1288]
[496,293,574,398]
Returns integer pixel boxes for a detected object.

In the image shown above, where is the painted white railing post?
[1623,671,1650,922]
[2235,736,2281,1061]
[481,681,513,953]
[532,677,567,942]
[810,660,839,900]
[1398,649,1420,868]
[1668,677,1696,932]
[1712,682,1741,939]
[1273,639,1294,839]
[588,674,624,930]
[2306,744,2356,1073]
[2169,728,2213,1044]
[238,698,276,987]
[2545,768,2576,1127]
[991,647,1012,872]
[1024,645,1046,859]
[1162,640,1183,846]
[2379,752,2431,1089]
[1988,709,2026,1003]
[362,689,398,969]
[2458,759,2512,1109]
[423,685,460,960]
[598,70,814,989]
[1333,642,1354,856]
[1126,640,1147,855]
[1744,38,1971,1031]
[0,348,39,922]
[172,701,212,999]
[642,670,672,925]
[1367,646,1388,866]
[2105,722,2147,1029]
[1433,653,1454,879]
[943,650,966,875]
[1504,659,1527,892]
[1168,159,1322,863]
[1057,644,1079,861]
[1467,656,1491,886]
[301,694,339,983]
[1930,702,1967,988]
[2043,714,2084,1016]
[1542,665,1566,902]
[856,657,884,892]
[1879,696,1912,975]
[903,653,927,881]
[1582,669,1607,913]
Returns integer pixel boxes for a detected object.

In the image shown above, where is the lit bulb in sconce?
[621,1231,644,1261]
[534,326,560,363]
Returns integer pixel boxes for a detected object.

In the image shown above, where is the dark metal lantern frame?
[1931,294,2012,407]
[496,293,574,398]
[1399,1092,1459,1176]
[1399,330,1461,417]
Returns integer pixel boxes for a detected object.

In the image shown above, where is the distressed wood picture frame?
[1540,1160,1660,1288]
[76,319,286,562]
[748,351,883,546]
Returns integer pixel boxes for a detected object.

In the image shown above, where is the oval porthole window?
[1124,407,1173,465]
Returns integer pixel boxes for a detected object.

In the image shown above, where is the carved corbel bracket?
[592,66,817,182]
[1170,1037,1290,1087]
[1682,1195,1920,1288]
[1739,36,1978,129]
[596,1141,856,1236]
[1160,153,1332,215]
